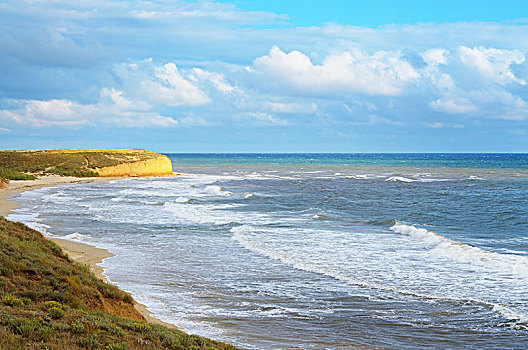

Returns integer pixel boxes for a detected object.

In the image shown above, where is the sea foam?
[390,223,528,279]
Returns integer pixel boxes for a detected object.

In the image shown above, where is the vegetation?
[0,216,239,350]
[0,167,36,184]
[0,149,163,182]
[0,149,161,174]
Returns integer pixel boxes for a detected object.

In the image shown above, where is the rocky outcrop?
[95,155,174,177]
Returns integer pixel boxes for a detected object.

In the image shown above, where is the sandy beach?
[0,175,177,329]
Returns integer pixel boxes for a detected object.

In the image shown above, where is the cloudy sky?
[1,0,527,152]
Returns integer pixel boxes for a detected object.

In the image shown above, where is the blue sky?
[1,1,528,152]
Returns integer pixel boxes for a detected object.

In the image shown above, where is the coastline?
[0,175,178,330]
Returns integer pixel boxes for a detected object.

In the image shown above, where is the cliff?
[0,149,174,179]
[95,154,173,177]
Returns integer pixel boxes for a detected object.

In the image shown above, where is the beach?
[0,175,178,329]
[4,154,528,349]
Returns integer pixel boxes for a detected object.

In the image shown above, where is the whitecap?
[386,176,417,182]
[389,223,528,279]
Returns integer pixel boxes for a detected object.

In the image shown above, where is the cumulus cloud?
[1,0,528,152]
[0,92,180,128]
[191,68,235,93]
[142,63,211,107]
[0,99,92,127]
[253,46,420,96]
[457,46,525,85]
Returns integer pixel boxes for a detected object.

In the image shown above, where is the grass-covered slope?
[0,217,238,350]
[0,168,36,184]
[0,149,165,178]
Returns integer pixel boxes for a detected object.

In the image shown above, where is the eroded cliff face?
[95,155,174,177]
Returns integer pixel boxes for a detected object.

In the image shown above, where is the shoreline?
[0,175,178,330]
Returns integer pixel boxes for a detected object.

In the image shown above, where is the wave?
[204,185,232,196]
[63,232,93,242]
[231,223,528,324]
[386,176,417,182]
[312,214,332,220]
[389,223,528,279]
[386,176,452,183]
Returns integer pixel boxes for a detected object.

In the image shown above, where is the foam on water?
[64,232,93,242]
[231,222,528,325]
[390,223,528,279]
[386,176,417,182]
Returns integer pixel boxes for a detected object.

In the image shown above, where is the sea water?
[8,154,528,349]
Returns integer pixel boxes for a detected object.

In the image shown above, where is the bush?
[0,167,36,181]
[1,295,24,307]
[106,342,128,350]
[48,307,65,319]
[43,300,63,310]
[8,317,41,337]
[128,321,151,333]
[71,322,86,334]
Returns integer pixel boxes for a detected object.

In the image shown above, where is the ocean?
[8,153,528,349]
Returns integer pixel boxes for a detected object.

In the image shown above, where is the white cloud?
[0,99,92,127]
[234,112,289,126]
[263,102,317,114]
[0,89,181,128]
[457,46,525,84]
[2,0,528,139]
[179,116,219,127]
[192,68,235,93]
[109,115,179,128]
[429,95,479,114]
[424,122,464,128]
[422,49,448,66]
[142,63,211,107]
[253,46,420,96]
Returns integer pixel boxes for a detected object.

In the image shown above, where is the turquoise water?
[9,153,528,349]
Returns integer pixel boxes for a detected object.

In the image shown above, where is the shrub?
[71,322,86,334]
[128,321,151,333]
[8,317,40,337]
[0,167,36,181]
[48,307,65,319]
[43,300,63,310]
[122,293,134,304]
[1,295,24,307]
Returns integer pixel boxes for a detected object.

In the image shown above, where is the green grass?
[0,217,239,350]
[0,167,36,183]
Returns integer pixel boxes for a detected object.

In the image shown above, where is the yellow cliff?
[0,149,174,179]
[95,154,174,177]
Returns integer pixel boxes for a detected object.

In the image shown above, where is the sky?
[0,1,528,152]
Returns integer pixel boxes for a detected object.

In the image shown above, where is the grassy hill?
[0,217,238,350]
[0,149,167,179]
